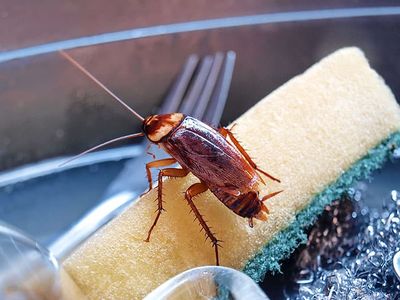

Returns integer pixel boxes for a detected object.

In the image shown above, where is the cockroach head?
[143,113,184,143]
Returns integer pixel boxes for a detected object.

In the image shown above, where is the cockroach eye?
[143,113,184,143]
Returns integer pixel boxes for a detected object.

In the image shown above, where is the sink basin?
[1,4,400,299]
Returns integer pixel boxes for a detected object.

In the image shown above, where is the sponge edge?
[63,48,400,299]
[243,130,400,281]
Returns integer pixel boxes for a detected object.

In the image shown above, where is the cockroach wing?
[164,117,258,191]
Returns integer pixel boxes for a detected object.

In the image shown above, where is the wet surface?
[261,159,400,299]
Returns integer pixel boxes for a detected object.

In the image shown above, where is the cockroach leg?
[145,143,156,160]
[219,127,281,183]
[146,150,156,160]
[143,158,177,194]
[228,123,237,131]
[185,183,221,265]
[248,217,254,228]
[262,190,283,203]
[145,167,189,242]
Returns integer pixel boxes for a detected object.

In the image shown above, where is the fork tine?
[203,51,236,126]
[179,55,213,115]
[192,52,224,120]
[161,51,235,126]
[159,54,199,114]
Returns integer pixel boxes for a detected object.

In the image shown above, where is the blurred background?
[1,1,400,170]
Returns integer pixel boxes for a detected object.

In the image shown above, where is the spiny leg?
[144,158,177,192]
[248,217,254,228]
[262,190,283,203]
[185,182,221,266]
[219,127,280,183]
[145,167,189,242]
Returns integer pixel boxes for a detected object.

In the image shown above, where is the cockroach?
[60,50,282,265]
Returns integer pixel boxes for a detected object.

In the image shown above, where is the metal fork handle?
[160,54,199,114]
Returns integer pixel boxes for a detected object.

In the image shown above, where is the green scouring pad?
[62,47,400,299]
[244,131,400,281]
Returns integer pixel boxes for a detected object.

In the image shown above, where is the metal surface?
[1,7,400,61]
[0,146,141,244]
[1,11,400,170]
[103,52,236,199]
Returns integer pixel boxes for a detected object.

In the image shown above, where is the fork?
[50,51,236,260]
[102,51,236,197]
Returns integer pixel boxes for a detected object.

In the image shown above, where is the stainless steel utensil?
[50,51,236,260]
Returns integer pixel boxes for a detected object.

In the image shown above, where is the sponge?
[62,48,400,299]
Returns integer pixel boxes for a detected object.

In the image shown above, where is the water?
[261,158,400,299]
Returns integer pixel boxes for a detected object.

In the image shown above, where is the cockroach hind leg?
[257,168,281,183]
[219,126,281,183]
[184,182,222,265]
[248,218,254,228]
[144,209,162,242]
[256,172,266,185]
[228,123,237,131]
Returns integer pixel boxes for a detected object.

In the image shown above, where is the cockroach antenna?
[59,50,145,122]
[59,132,144,167]
[58,50,146,166]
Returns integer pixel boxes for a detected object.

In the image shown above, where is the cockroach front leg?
[145,143,156,160]
[145,167,189,242]
[185,183,221,266]
[219,127,281,183]
[144,158,177,193]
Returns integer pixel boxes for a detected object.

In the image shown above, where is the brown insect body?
[144,114,268,221]
[59,51,281,266]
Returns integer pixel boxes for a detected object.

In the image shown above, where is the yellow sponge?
[62,48,400,299]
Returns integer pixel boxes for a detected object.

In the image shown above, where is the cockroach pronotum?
[60,50,282,265]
